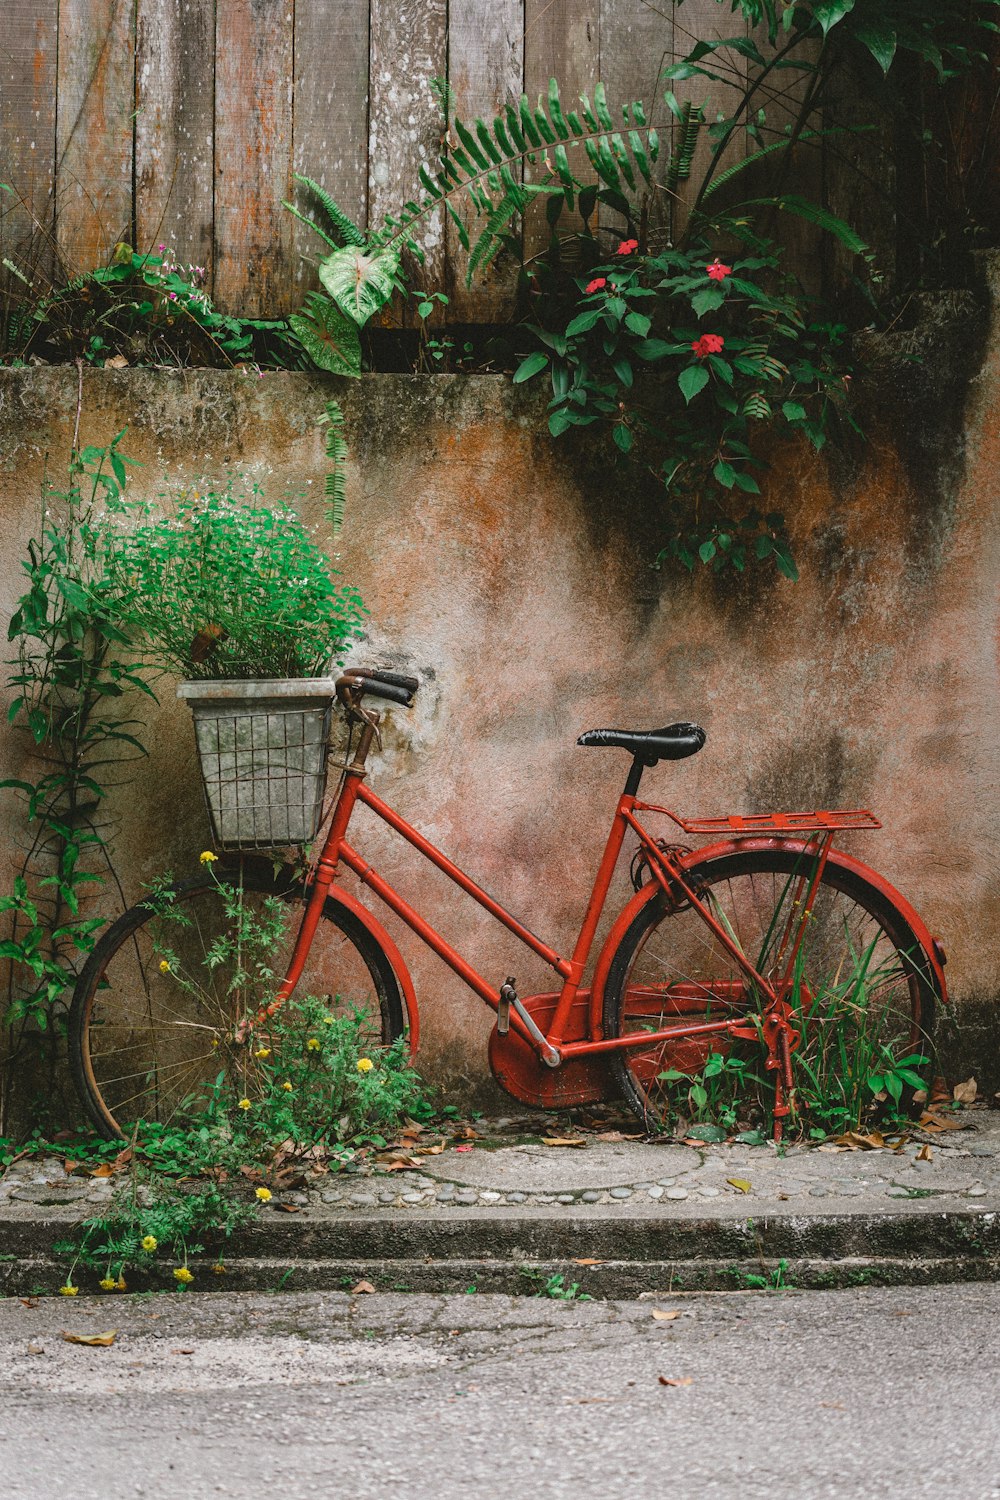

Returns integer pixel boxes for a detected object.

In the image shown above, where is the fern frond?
[665,102,704,197]
[321,399,348,536]
[292,174,366,248]
[320,79,661,327]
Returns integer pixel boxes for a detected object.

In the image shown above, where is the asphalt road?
[1,1283,998,1499]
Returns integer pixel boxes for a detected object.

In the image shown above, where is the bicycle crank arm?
[509,995,561,1068]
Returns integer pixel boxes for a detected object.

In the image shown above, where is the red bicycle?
[70,666,948,1140]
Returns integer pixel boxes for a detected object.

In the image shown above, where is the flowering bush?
[97,479,366,678]
[514,227,854,576]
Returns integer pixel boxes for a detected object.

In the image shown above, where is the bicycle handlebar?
[337,666,417,709]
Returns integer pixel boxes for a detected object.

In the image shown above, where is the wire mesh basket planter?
[177,678,336,850]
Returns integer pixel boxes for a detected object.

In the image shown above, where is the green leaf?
[612,423,633,454]
[691,286,725,318]
[812,0,856,38]
[565,308,603,336]
[678,364,709,403]
[513,351,549,383]
[624,311,651,337]
[782,400,807,422]
[318,244,401,327]
[855,24,897,73]
[289,296,362,376]
[713,461,737,489]
[698,539,717,563]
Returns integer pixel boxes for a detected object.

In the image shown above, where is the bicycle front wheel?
[603,849,939,1134]
[69,860,406,1138]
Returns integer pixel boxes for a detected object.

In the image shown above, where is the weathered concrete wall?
[1,261,998,1117]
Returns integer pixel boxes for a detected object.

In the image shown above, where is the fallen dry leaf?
[930,1075,952,1107]
[542,1137,587,1149]
[820,1401,845,1410]
[453,1126,478,1141]
[916,1143,933,1162]
[274,1202,300,1213]
[571,1258,604,1266]
[379,1156,422,1171]
[90,1163,114,1178]
[727,1178,751,1194]
[658,1376,693,1387]
[105,354,129,369]
[19,1297,39,1309]
[351,1280,376,1295]
[61,1330,117,1347]
[413,1142,446,1156]
[652,1309,682,1321]
[171,1348,195,1355]
[26,1343,44,1356]
[954,1077,978,1105]
[919,1110,968,1132]
[63,1159,79,1174]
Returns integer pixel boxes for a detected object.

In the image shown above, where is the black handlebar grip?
[362,668,419,693]
[356,677,414,707]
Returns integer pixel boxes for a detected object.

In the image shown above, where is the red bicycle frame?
[248,707,947,1142]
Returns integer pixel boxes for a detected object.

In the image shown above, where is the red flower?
[585,277,607,293]
[706,259,732,283]
[616,239,639,256]
[691,333,725,359]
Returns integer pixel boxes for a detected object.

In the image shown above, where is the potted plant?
[99,480,366,848]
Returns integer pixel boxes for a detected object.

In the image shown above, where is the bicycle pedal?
[497,977,517,1035]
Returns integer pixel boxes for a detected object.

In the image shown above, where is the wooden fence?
[1,0,885,320]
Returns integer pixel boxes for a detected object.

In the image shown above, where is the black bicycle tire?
[602,847,939,1131]
[69,859,407,1139]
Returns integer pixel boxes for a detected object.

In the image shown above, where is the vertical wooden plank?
[135,0,215,275]
[56,0,135,273]
[369,0,448,323]
[0,1,59,281]
[214,0,294,316]
[523,0,600,260]
[446,0,524,322]
[598,0,671,245]
[291,0,370,300]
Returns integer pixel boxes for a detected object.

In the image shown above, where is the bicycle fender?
[587,838,948,1039]
[325,882,420,1053]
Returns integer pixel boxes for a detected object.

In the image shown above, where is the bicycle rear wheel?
[69,860,406,1139]
[603,848,939,1134]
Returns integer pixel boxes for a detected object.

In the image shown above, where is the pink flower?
[691,333,725,359]
[706,259,732,282]
[616,239,639,256]
[585,277,607,293]
[455,1144,474,1153]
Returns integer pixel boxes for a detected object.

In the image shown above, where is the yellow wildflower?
[255,1187,272,1202]
[282,1081,293,1091]
[99,1276,117,1291]
[199,850,219,864]
[158,959,171,974]
[238,1097,251,1111]
[212,1263,227,1276]
[322,1016,334,1025]
[306,1037,321,1052]
[142,1234,158,1251]
[174,1266,194,1284]
[59,1284,78,1297]
[116,1275,127,1291]
[254,1047,271,1059]
[356,1057,374,1074]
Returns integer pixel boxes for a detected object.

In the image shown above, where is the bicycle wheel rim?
[606,850,936,1133]
[70,864,404,1137]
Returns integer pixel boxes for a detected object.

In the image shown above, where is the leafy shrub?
[97,480,366,679]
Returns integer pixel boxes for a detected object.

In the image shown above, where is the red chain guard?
[487,990,611,1108]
